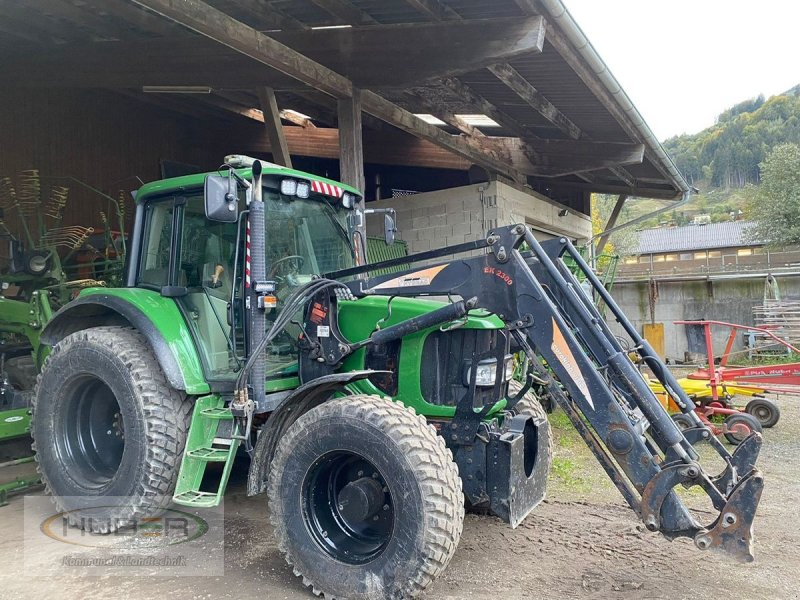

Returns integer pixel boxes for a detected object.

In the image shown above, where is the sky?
[563,0,800,141]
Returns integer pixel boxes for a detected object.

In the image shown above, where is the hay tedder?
[656,320,799,444]
[15,157,767,598]
[0,170,125,501]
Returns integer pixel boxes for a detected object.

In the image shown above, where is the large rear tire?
[268,395,464,599]
[32,326,192,531]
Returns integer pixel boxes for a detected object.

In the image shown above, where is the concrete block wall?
[366,181,592,253]
[608,276,800,362]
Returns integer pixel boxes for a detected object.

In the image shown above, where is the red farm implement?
[669,320,800,441]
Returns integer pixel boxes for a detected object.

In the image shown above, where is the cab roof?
[135,165,362,203]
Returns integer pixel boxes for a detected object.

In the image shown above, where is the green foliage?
[664,89,800,190]
[591,193,637,257]
[748,143,800,247]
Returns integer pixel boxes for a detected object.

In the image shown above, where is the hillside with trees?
[592,86,800,254]
[663,87,800,189]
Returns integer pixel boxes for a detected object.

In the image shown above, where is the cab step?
[173,395,240,508]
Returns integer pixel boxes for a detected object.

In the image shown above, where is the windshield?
[264,190,355,276]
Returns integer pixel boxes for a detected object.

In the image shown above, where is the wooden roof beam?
[487,63,582,140]
[279,109,317,128]
[129,0,534,182]
[310,0,378,25]
[439,77,536,140]
[129,0,354,98]
[609,166,636,188]
[404,91,485,138]
[532,140,644,177]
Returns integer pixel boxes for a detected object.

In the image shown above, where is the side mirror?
[365,207,398,245]
[204,173,238,223]
[384,212,397,246]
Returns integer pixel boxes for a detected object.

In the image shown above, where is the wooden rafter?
[487,63,581,140]
[439,77,536,139]
[310,0,378,25]
[404,90,485,138]
[403,0,460,21]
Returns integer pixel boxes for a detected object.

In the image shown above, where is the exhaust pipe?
[248,160,267,410]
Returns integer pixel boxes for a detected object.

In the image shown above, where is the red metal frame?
[676,320,800,398]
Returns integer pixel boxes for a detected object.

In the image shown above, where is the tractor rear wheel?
[32,326,192,531]
[268,395,464,599]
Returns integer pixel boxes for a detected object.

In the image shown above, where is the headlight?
[296,180,311,198]
[342,192,356,209]
[280,178,297,196]
[465,356,514,387]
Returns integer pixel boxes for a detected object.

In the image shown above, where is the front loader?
[32,158,763,599]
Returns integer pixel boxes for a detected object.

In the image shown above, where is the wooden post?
[257,87,292,168]
[595,194,627,256]
[337,88,365,195]
[337,88,367,262]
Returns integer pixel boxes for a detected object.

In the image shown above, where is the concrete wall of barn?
[365,180,592,252]
[607,275,800,363]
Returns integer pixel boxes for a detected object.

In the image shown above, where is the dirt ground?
[0,394,798,600]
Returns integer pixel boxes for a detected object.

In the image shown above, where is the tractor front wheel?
[32,326,191,531]
[268,395,464,599]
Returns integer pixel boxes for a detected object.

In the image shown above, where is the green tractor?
[33,156,763,598]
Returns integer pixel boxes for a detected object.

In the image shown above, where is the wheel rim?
[58,375,125,488]
[302,451,395,565]
[726,418,752,442]
[751,405,772,423]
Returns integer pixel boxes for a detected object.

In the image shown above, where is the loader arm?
[327,223,764,562]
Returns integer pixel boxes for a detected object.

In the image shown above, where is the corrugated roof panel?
[636,221,760,254]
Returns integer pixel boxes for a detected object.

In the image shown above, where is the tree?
[749,143,800,248]
[591,194,637,262]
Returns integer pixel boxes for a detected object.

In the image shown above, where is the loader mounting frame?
[326,223,764,562]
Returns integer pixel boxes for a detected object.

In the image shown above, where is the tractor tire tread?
[267,394,464,599]
[31,326,192,531]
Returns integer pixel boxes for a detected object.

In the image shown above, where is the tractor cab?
[131,159,362,383]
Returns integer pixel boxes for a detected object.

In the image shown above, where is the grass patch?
[550,456,590,492]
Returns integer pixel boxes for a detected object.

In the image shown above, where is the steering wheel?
[269,255,305,278]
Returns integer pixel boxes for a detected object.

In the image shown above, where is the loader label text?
[550,318,594,410]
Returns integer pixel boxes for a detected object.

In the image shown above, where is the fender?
[40,292,208,394]
[247,370,383,496]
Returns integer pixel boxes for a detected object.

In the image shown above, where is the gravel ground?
[0,392,797,600]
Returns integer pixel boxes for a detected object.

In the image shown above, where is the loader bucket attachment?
[696,468,763,562]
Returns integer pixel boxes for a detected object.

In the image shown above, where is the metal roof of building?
[636,221,760,254]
